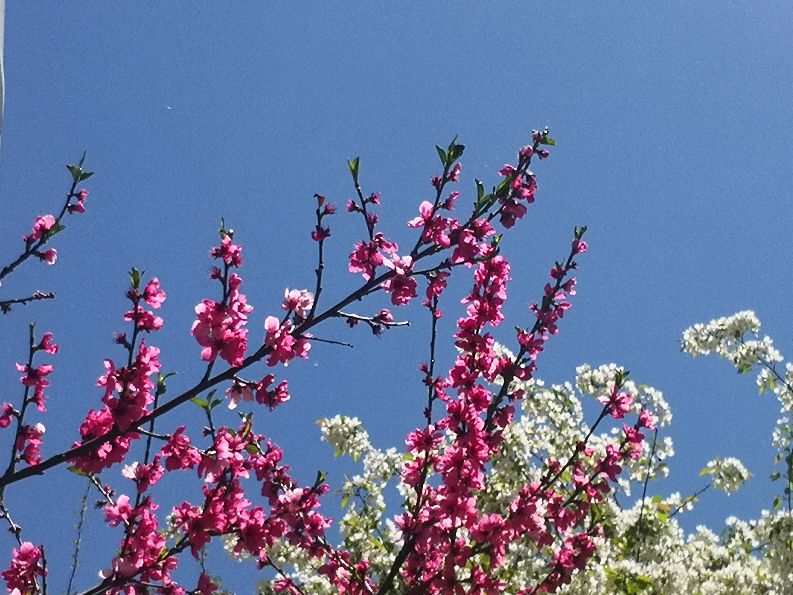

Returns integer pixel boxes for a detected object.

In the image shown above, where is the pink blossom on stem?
[15,423,45,466]
[67,188,90,214]
[36,332,58,354]
[23,215,56,244]
[210,235,243,267]
[256,375,291,410]
[191,274,251,367]
[381,255,417,306]
[122,459,165,493]
[159,426,201,471]
[0,404,15,429]
[264,317,310,367]
[143,278,167,309]
[282,288,314,320]
[36,248,58,265]
[16,363,53,413]
[226,378,255,410]
[2,542,45,593]
[599,387,633,419]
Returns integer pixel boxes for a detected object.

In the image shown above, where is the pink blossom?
[210,235,243,267]
[311,226,331,242]
[68,188,89,214]
[122,459,165,493]
[599,388,633,419]
[256,375,291,410]
[572,238,588,254]
[159,426,201,471]
[348,233,397,280]
[0,404,15,429]
[381,255,417,306]
[37,248,58,265]
[264,317,310,367]
[226,378,255,409]
[70,408,138,474]
[36,332,58,354]
[2,542,45,593]
[16,363,53,412]
[15,423,45,465]
[282,288,314,319]
[23,215,56,244]
[638,409,656,430]
[143,278,167,309]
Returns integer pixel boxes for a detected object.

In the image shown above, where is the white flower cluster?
[701,457,752,495]
[317,414,371,461]
[682,311,792,494]
[250,312,792,594]
[681,310,761,356]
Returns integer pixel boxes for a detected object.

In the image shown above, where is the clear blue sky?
[1,2,791,592]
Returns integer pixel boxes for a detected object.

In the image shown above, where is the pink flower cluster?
[21,185,90,267]
[70,276,166,474]
[192,235,252,367]
[1,542,45,594]
[264,317,310,367]
[225,375,291,411]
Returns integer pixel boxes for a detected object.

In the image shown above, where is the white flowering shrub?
[255,311,793,593]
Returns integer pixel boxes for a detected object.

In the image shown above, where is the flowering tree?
[0,135,789,594]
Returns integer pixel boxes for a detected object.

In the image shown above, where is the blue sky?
[0,2,791,592]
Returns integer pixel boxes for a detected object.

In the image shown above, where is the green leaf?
[312,470,327,490]
[67,465,88,477]
[475,179,485,202]
[67,163,82,183]
[770,472,781,481]
[435,145,447,166]
[128,267,141,290]
[78,150,87,168]
[79,171,94,182]
[541,135,557,146]
[341,493,350,508]
[47,223,66,239]
[190,398,208,408]
[772,495,781,509]
[347,157,360,184]
[448,142,465,161]
[156,372,177,395]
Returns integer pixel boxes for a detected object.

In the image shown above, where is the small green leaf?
[67,465,88,477]
[341,493,350,508]
[347,157,360,184]
[47,223,66,239]
[129,267,141,290]
[436,145,447,166]
[312,470,327,490]
[475,179,485,201]
[78,150,87,168]
[79,171,94,182]
[67,164,82,183]
[772,495,781,509]
[448,142,465,161]
[191,398,208,408]
[770,472,781,481]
